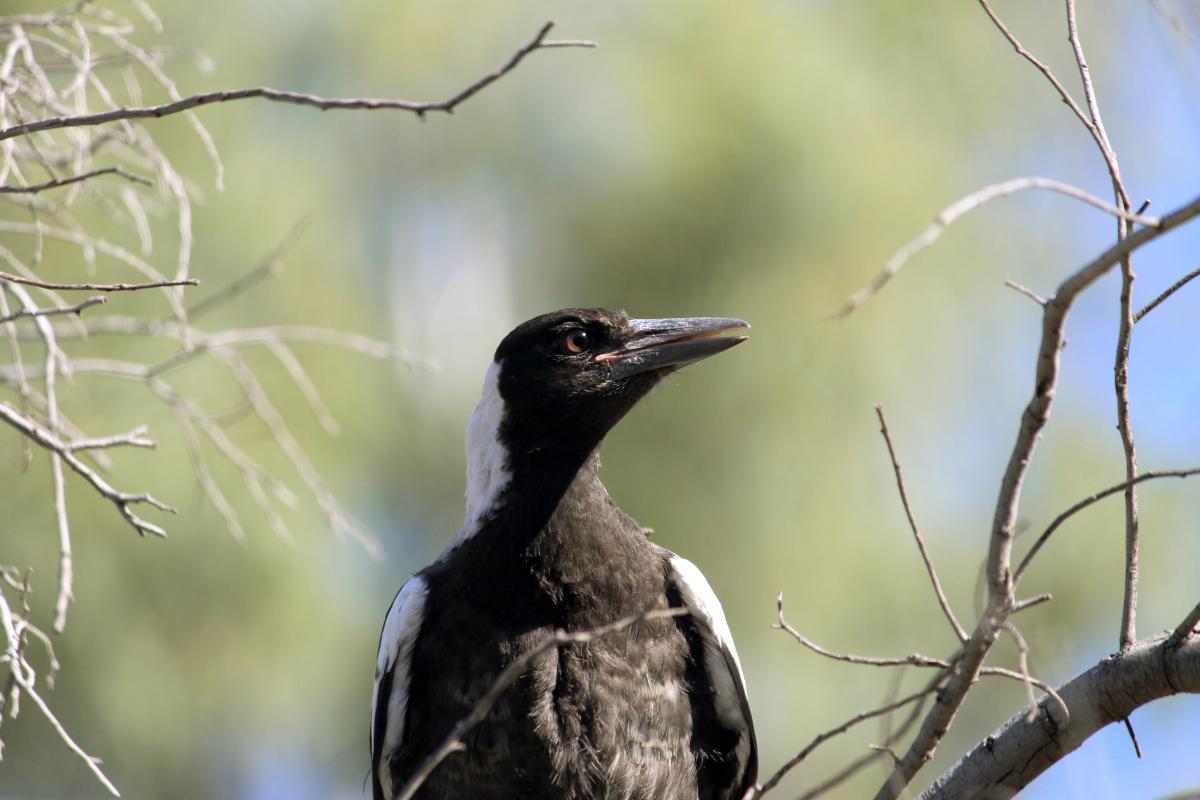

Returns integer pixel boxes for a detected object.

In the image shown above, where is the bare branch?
[1065,0,1128,196]
[975,0,1103,149]
[1000,623,1038,722]
[265,340,340,435]
[0,166,151,194]
[1134,265,1200,323]
[1169,602,1200,648]
[393,606,686,800]
[776,595,1066,719]
[185,216,310,319]
[1003,280,1046,306]
[0,22,596,143]
[217,350,378,554]
[6,281,75,633]
[0,295,106,324]
[873,188,1200,800]
[875,405,967,642]
[1013,467,1200,585]
[834,177,1159,319]
[1123,717,1143,759]
[64,425,156,452]
[751,686,938,799]
[0,401,172,537]
[1012,592,1052,614]
[920,634,1200,800]
[0,270,196,292]
[776,593,952,669]
[0,588,119,796]
[1062,0,1142,654]
[173,409,244,542]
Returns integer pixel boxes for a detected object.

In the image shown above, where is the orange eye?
[562,329,590,354]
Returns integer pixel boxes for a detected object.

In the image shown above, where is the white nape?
[372,575,430,797]
[458,361,512,540]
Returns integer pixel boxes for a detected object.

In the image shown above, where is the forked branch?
[920,634,1200,799]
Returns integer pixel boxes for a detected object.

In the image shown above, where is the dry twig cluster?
[756,2,1200,798]
[0,4,591,794]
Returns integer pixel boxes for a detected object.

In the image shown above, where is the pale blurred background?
[3,0,1200,797]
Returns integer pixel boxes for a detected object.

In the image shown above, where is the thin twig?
[0,589,119,796]
[64,425,155,451]
[0,270,196,292]
[1063,0,1141,654]
[0,295,105,324]
[751,686,938,798]
[873,192,1200,800]
[1133,266,1200,322]
[392,606,686,800]
[875,405,967,641]
[1167,601,1200,648]
[0,401,173,537]
[6,282,75,634]
[1014,467,1200,585]
[976,0,1103,148]
[1001,623,1038,722]
[777,594,1066,716]
[0,166,150,194]
[217,349,379,554]
[833,176,1159,319]
[776,594,954,668]
[185,216,310,319]
[1123,717,1143,758]
[1004,280,1046,306]
[1012,593,1052,614]
[0,22,596,142]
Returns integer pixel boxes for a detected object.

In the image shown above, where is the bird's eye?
[560,329,590,354]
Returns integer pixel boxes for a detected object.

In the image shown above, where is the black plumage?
[371,308,756,800]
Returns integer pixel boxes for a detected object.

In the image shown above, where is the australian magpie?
[371,308,757,800]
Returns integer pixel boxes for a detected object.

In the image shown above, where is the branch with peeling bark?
[921,633,1200,799]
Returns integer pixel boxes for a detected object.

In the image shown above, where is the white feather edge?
[451,361,512,548]
[669,554,749,693]
[372,575,430,796]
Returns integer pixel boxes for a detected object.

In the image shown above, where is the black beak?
[597,317,750,379]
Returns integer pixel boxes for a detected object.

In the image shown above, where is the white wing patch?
[454,361,512,546]
[669,555,748,692]
[372,575,430,796]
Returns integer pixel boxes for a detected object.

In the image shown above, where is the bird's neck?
[454,445,657,623]
[454,361,648,584]
[460,359,612,548]
[463,440,610,552]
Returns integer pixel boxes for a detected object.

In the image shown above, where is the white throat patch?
[459,361,512,539]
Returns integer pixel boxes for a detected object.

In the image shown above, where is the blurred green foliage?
[3,0,1200,798]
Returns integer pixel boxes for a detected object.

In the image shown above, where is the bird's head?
[492,307,748,444]
[463,307,748,525]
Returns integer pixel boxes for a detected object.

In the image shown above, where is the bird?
[371,307,757,800]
